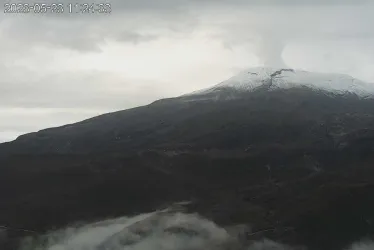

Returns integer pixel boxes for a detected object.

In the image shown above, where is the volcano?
[1,67,374,250]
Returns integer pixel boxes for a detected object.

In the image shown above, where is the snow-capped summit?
[187,67,374,98]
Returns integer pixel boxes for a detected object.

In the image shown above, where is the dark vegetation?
[0,87,374,250]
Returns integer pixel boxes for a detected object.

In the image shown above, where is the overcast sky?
[1,0,374,142]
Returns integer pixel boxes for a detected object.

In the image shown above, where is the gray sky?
[1,0,374,142]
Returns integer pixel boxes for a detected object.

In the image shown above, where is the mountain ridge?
[1,84,374,156]
[185,67,374,98]
[1,67,373,149]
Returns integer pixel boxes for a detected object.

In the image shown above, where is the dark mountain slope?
[1,71,374,250]
[1,87,374,156]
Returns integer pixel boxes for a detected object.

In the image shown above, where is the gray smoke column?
[254,32,288,68]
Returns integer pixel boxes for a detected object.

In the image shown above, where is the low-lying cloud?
[16,210,374,250]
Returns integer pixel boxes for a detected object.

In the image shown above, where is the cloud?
[1,0,372,52]
[348,241,374,250]
[0,61,209,109]
[18,211,281,250]
[116,31,159,44]
[202,2,374,69]
[15,0,369,10]
[17,209,374,250]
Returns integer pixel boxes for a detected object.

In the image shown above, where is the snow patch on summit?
[186,67,374,98]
